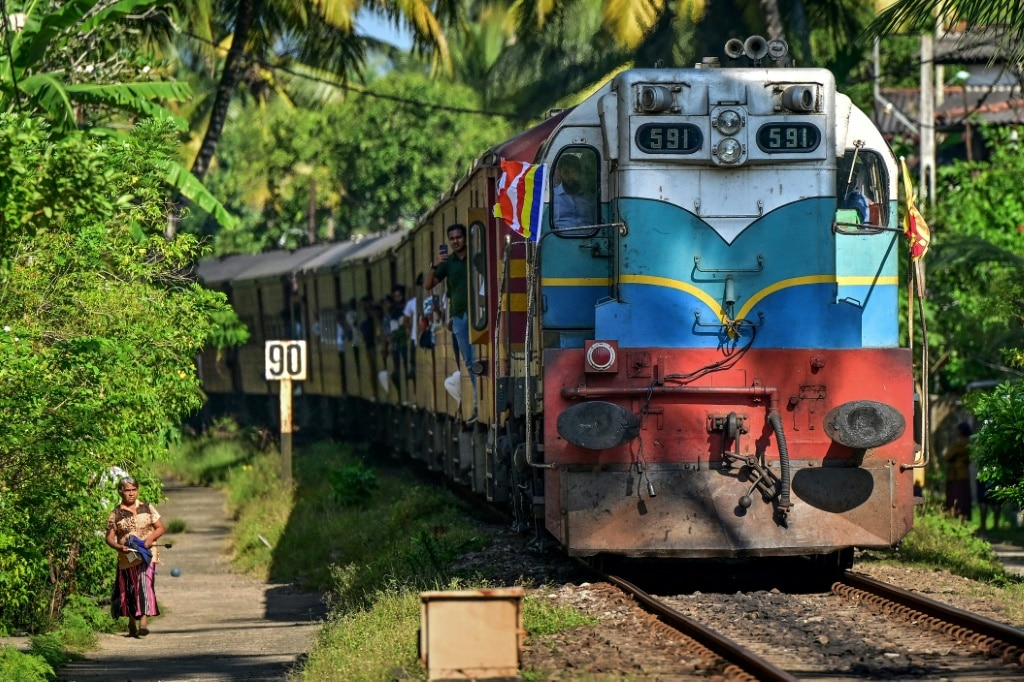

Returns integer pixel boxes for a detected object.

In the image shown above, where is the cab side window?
[836,150,889,227]
[551,147,600,235]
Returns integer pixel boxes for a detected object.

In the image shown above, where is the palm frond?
[601,0,665,49]
[869,0,1024,65]
[65,81,192,129]
[162,159,239,230]
[18,72,77,131]
[14,0,158,70]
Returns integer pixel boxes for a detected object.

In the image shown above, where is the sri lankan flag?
[493,159,546,241]
[900,158,931,261]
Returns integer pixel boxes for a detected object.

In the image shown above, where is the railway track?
[605,573,795,682]
[601,569,1024,681]
[834,571,1024,666]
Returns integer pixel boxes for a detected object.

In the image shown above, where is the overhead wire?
[179,30,531,121]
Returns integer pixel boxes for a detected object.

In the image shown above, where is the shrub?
[0,646,53,682]
[328,463,378,509]
[897,503,1005,582]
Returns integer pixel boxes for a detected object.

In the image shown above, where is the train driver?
[837,154,877,224]
[840,183,870,223]
[553,154,597,230]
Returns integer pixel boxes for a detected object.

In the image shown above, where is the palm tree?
[871,0,1024,65]
[187,0,459,185]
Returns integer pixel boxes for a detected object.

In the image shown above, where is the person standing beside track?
[106,476,165,638]
[943,422,973,521]
[424,223,477,423]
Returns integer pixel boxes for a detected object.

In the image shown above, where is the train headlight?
[714,109,743,135]
[638,85,672,113]
[781,85,817,112]
[716,138,743,164]
[823,400,906,450]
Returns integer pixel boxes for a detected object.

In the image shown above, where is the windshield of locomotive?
[836,150,889,227]
[551,147,600,235]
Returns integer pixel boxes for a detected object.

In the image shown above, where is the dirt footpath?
[60,484,326,682]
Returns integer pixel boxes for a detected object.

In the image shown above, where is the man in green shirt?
[424,223,476,422]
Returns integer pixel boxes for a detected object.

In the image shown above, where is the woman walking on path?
[105,476,165,637]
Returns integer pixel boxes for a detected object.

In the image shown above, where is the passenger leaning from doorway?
[424,223,477,423]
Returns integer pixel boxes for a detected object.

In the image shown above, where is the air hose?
[768,411,792,516]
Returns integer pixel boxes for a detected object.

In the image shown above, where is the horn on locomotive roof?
[724,35,789,66]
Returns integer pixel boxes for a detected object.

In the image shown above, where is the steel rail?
[837,571,1024,665]
[605,573,798,682]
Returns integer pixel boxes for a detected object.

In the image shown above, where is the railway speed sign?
[265,340,307,380]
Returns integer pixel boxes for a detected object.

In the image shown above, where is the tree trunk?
[192,0,257,183]
[167,0,257,239]
[759,0,785,41]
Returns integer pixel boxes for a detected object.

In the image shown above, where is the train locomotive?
[198,37,919,568]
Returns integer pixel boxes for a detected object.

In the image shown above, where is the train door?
[393,235,417,404]
[313,267,342,397]
[467,205,491,427]
[539,128,611,349]
[413,223,438,412]
[337,264,365,402]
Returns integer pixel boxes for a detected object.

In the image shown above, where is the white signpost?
[265,340,307,485]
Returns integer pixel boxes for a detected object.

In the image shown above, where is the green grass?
[164,518,187,534]
[297,588,424,681]
[162,420,263,486]
[898,503,1006,580]
[873,500,1014,582]
[8,593,122,679]
[523,594,598,636]
[223,442,489,602]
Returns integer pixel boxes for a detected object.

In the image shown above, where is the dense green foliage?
[0,0,236,231]
[914,123,1024,512]
[0,0,189,133]
[0,592,118,678]
[969,380,1024,506]
[0,115,240,634]
[192,71,513,250]
[0,646,53,682]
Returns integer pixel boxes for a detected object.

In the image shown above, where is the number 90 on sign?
[265,340,307,380]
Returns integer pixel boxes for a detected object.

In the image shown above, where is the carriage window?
[836,150,889,227]
[551,147,600,236]
[469,221,488,331]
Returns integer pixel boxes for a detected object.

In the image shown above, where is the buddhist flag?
[493,159,546,241]
[900,157,931,261]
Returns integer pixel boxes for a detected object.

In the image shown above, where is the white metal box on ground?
[420,587,525,680]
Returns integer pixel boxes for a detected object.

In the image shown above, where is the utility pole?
[919,33,936,208]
